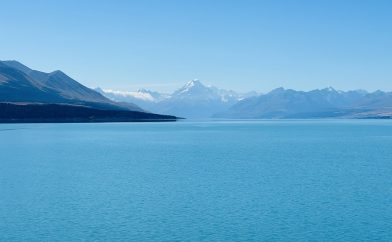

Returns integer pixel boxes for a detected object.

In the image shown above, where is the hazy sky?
[1,0,391,93]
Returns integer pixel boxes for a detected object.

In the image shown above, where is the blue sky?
[1,0,391,92]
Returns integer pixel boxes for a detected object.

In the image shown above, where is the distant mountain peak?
[186,79,202,86]
[174,79,210,96]
[269,87,286,94]
[320,86,338,92]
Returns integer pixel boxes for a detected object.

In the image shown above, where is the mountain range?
[1,60,391,120]
[97,80,256,118]
[217,87,392,119]
[0,60,177,122]
[99,82,392,119]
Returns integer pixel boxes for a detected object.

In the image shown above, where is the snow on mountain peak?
[175,79,209,95]
[169,80,250,104]
[186,79,201,87]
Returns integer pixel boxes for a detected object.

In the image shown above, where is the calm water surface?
[1,120,392,241]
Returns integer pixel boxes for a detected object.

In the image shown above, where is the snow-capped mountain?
[170,80,241,103]
[98,80,252,118]
[153,80,244,118]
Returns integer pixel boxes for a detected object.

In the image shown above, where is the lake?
[1,120,392,241]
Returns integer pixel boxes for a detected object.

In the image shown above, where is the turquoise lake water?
[1,120,392,241]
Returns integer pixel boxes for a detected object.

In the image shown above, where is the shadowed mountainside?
[0,60,142,111]
[0,60,179,122]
